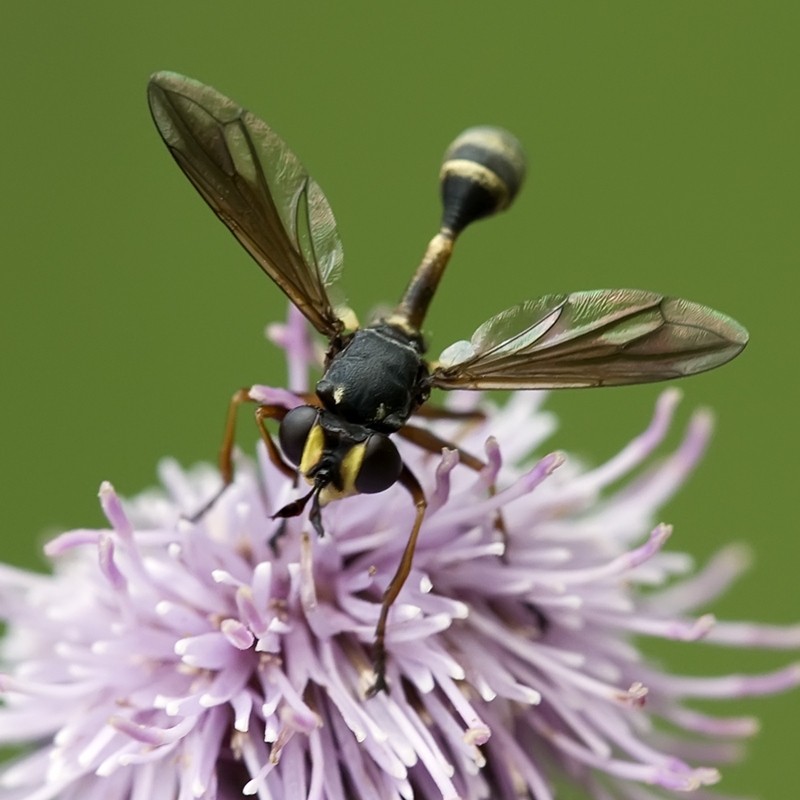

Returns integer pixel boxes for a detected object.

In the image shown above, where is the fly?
[147,72,748,694]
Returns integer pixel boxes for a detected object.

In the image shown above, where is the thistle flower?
[0,308,797,800]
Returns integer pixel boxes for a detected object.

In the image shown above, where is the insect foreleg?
[191,392,297,521]
[187,388,255,520]
[254,404,296,481]
[217,388,257,486]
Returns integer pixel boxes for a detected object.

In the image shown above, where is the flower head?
[0,306,797,800]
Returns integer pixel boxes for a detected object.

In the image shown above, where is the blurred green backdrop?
[1,2,797,796]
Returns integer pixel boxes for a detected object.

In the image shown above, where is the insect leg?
[413,404,486,422]
[190,392,295,521]
[397,423,508,547]
[254,405,296,481]
[217,389,256,486]
[368,464,427,696]
[188,388,254,520]
[255,404,316,552]
[294,392,324,408]
[396,424,485,471]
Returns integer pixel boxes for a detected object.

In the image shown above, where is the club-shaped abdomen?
[440,126,526,235]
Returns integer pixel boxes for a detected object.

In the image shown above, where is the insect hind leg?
[397,422,509,546]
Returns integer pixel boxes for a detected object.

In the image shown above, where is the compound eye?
[354,434,402,494]
[278,406,319,466]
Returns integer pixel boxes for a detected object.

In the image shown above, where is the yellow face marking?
[298,423,325,476]
[317,442,367,505]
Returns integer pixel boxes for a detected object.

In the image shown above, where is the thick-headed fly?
[147,72,748,693]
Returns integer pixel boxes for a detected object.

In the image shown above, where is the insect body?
[147,72,748,693]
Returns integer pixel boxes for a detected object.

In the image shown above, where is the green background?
[1,2,797,797]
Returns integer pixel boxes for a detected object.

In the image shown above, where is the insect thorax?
[316,324,430,433]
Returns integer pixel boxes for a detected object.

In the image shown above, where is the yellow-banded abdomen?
[440,126,526,235]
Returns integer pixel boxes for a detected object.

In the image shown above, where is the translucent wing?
[431,289,748,390]
[148,71,344,338]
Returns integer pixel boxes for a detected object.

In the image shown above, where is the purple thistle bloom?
[0,306,797,800]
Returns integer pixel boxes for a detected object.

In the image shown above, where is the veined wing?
[431,289,748,390]
[148,71,344,338]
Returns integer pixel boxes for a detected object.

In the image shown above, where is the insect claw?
[268,519,289,555]
[184,484,229,523]
[366,656,389,697]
